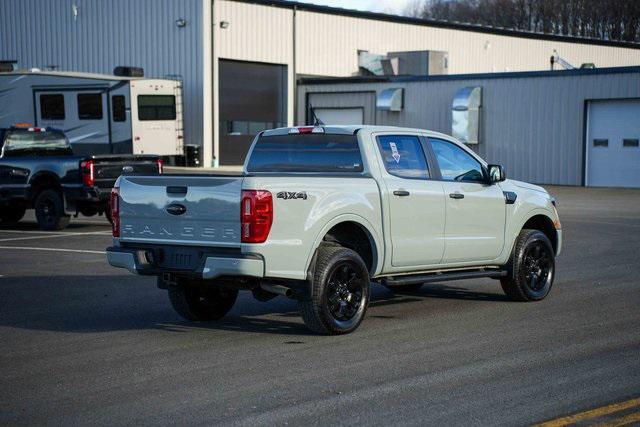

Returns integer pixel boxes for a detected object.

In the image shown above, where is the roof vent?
[113,66,144,77]
[377,88,404,112]
[452,86,482,144]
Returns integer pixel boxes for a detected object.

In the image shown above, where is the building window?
[623,138,639,147]
[112,95,126,122]
[377,135,429,179]
[593,139,608,147]
[40,94,65,120]
[77,93,103,120]
[137,95,176,121]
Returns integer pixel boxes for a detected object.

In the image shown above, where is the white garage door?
[313,108,364,126]
[586,99,640,188]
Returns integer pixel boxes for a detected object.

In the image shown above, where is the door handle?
[393,190,410,197]
[449,192,465,199]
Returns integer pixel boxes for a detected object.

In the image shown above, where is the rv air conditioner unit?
[113,66,144,77]
[452,86,482,144]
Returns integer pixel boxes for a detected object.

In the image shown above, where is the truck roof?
[261,125,455,141]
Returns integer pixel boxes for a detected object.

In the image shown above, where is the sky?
[287,0,416,15]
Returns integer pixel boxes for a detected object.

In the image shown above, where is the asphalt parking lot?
[1,186,639,425]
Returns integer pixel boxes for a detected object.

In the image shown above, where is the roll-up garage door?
[313,108,364,125]
[586,99,640,188]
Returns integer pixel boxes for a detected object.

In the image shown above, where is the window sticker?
[389,142,401,163]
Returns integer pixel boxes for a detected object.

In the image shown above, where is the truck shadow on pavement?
[0,221,110,232]
[0,274,508,336]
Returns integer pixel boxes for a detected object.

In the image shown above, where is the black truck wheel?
[501,229,555,301]
[168,283,238,321]
[0,206,26,224]
[299,245,370,335]
[34,189,71,231]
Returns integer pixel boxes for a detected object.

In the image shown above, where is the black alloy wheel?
[34,189,70,231]
[326,261,367,322]
[299,245,371,335]
[522,240,553,295]
[501,229,555,301]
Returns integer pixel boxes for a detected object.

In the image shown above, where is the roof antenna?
[310,104,325,126]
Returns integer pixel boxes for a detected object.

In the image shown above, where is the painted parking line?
[601,411,640,427]
[0,245,106,255]
[536,397,640,427]
[0,229,109,235]
[0,231,112,242]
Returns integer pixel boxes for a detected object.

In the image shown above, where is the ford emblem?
[166,203,187,216]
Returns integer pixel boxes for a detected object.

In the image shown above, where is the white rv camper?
[0,69,183,158]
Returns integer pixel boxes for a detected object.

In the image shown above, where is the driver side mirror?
[488,164,506,183]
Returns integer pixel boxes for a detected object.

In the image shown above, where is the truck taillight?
[110,187,120,237]
[241,190,273,243]
[157,158,164,174]
[81,160,95,187]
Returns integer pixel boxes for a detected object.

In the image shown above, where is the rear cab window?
[247,133,363,173]
[377,135,429,179]
[1,129,72,157]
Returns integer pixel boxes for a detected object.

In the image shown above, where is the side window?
[377,135,429,179]
[40,94,65,120]
[77,93,103,120]
[430,138,485,183]
[112,95,126,122]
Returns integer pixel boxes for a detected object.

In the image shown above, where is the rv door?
[130,80,183,157]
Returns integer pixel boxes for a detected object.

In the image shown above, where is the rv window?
[138,95,176,121]
[77,93,103,120]
[40,94,65,120]
[112,95,126,122]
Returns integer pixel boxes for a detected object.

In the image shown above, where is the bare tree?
[410,0,640,42]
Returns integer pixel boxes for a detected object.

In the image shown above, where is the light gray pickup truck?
[107,126,562,335]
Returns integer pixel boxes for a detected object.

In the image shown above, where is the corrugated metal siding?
[213,1,640,78]
[216,0,293,65]
[298,71,640,186]
[0,0,203,147]
[294,9,640,76]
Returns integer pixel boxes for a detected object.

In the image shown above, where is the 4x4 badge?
[277,191,307,200]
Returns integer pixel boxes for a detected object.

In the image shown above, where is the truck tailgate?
[93,156,159,189]
[118,175,242,247]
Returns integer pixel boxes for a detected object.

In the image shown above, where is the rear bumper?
[106,246,264,279]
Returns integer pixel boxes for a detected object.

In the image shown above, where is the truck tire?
[34,189,70,231]
[299,245,370,335]
[0,206,26,224]
[168,284,238,321]
[104,207,113,224]
[501,229,555,302]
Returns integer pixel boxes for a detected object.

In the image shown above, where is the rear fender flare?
[304,213,383,279]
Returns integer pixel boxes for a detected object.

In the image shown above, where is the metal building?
[2,0,640,168]
[297,66,640,188]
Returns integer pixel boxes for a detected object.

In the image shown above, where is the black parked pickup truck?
[0,126,162,230]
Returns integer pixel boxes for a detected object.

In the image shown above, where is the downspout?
[292,5,297,126]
